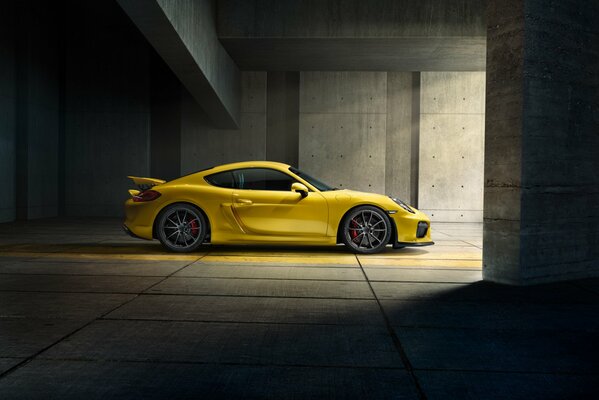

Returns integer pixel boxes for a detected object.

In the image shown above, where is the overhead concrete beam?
[118,0,240,129]
[217,0,486,71]
[219,38,486,71]
[217,0,486,38]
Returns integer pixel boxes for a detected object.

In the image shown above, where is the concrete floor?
[0,219,597,399]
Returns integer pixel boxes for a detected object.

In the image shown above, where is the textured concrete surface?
[386,72,415,203]
[0,2,16,223]
[64,0,151,217]
[419,72,485,222]
[266,72,300,166]
[218,0,486,38]
[217,0,486,71]
[0,1,61,221]
[181,72,267,174]
[299,71,387,193]
[0,218,597,398]
[18,3,61,220]
[118,0,240,128]
[484,0,599,284]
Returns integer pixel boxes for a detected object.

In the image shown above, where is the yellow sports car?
[123,161,433,254]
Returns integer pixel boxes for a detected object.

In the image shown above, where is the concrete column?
[484,0,599,284]
[64,0,151,217]
[0,2,17,222]
[266,72,299,166]
[15,0,61,220]
[385,72,414,204]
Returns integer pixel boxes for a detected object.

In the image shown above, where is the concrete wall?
[0,2,16,222]
[299,72,388,193]
[150,52,182,182]
[181,72,267,174]
[419,71,486,222]
[0,0,62,221]
[64,0,151,217]
[298,71,419,202]
[22,4,61,219]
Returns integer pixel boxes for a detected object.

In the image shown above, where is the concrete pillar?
[15,0,61,220]
[0,2,17,222]
[385,72,414,205]
[266,72,299,166]
[483,0,599,284]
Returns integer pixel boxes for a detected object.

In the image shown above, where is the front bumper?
[389,208,434,248]
[393,240,434,249]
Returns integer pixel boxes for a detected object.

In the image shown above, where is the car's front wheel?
[157,203,207,253]
[341,206,392,254]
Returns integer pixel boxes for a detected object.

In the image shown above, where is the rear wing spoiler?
[127,176,166,193]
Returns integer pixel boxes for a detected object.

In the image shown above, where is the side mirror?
[291,182,309,198]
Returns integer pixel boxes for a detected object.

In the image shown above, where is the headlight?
[389,196,415,214]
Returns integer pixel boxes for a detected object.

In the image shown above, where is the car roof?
[202,161,292,175]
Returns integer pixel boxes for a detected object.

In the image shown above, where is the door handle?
[234,198,253,205]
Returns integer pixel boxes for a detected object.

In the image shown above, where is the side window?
[205,171,235,188]
[233,168,296,191]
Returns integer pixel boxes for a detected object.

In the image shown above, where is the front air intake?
[416,221,429,238]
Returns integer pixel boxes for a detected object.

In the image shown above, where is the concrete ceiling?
[217,0,487,71]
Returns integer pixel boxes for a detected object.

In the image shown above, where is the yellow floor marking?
[207,251,348,258]
[368,253,482,260]
[0,251,203,262]
[200,255,359,265]
[358,257,482,268]
[65,245,168,255]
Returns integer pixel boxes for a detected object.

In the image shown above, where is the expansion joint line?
[355,255,427,400]
[0,254,205,381]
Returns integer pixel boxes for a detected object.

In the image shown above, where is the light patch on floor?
[0,222,482,268]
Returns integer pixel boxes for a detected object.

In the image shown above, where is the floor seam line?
[355,254,428,400]
[0,255,204,381]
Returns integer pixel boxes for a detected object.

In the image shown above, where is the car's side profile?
[123,161,433,254]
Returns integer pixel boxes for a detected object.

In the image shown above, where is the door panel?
[232,190,328,236]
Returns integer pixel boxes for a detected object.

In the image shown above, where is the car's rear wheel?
[341,206,391,254]
[157,204,206,253]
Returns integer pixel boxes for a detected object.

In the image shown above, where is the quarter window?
[204,171,235,188]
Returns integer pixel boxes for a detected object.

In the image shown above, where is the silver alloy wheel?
[158,204,206,252]
[343,206,391,253]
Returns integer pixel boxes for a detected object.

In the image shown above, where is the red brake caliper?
[188,218,199,237]
[350,219,359,240]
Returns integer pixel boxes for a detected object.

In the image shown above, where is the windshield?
[289,167,336,191]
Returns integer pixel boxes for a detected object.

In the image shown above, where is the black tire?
[156,203,207,253]
[341,206,392,254]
